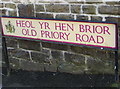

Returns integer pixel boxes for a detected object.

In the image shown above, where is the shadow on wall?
[2,69,119,88]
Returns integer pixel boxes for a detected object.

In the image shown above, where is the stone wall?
[1,0,120,74]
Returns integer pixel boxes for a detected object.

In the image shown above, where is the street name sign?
[0,16,118,50]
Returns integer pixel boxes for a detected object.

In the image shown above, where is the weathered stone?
[18,4,34,17]
[86,0,103,4]
[71,5,81,14]
[42,42,68,51]
[36,13,53,19]
[20,60,44,71]
[106,1,120,5]
[0,3,4,8]
[58,62,84,74]
[19,39,41,51]
[70,46,109,60]
[51,50,63,60]
[35,4,45,12]
[41,48,50,55]
[105,17,120,27]
[98,6,120,15]
[64,0,84,4]
[108,51,115,60]
[8,49,30,60]
[31,52,49,63]
[8,10,17,16]
[87,57,114,74]
[76,15,88,21]
[56,14,74,20]
[96,49,109,60]
[0,9,6,16]
[5,3,16,9]
[9,58,20,70]
[12,0,21,3]
[44,63,57,72]
[1,0,10,1]
[6,38,18,48]
[71,46,96,57]
[37,0,65,3]
[46,4,69,13]
[65,52,85,65]
[91,16,102,21]
[82,5,96,14]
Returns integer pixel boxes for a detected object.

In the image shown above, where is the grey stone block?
[20,60,44,71]
[76,15,88,21]
[19,39,41,51]
[65,52,85,65]
[58,62,84,74]
[46,4,69,13]
[8,49,30,60]
[56,14,74,20]
[98,6,120,15]
[18,4,34,17]
[71,5,81,14]
[35,4,45,12]
[36,13,53,19]
[5,3,16,9]
[31,52,49,63]
[82,5,96,14]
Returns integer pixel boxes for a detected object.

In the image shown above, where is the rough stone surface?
[91,16,102,21]
[19,39,41,51]
[56,14,74,20]
[5,3,16,9]
[8,10,17,16]
[12,0,21,3]
[36,13,53,19]
[76,15,88,21]
[20,60,44,71]
[98,6,120,15]
[87,57,114,74]
[65,52,85,65]
[41,49,50,55]
[6,38,18,48]
[42,42,69,51]
[44,63,58,72]
[64,0,84,3]
[105,17,120,27]
[18,4,34,17]
[1,0,10,1]
[35,4,45,12]
[0,3,4,8]
[0,9,6,16]
[82,5,96,14]
[86,0,103,4]
[31,52,50,63]
[8,49,30,60]
[106,1,120,5]
[58,62,84,74]
[71,46,95,56]
[70,46,110,60]
[51,50,63,60]
[9,58,20,70]
[46,4,69,13]
[71,5,81,14]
